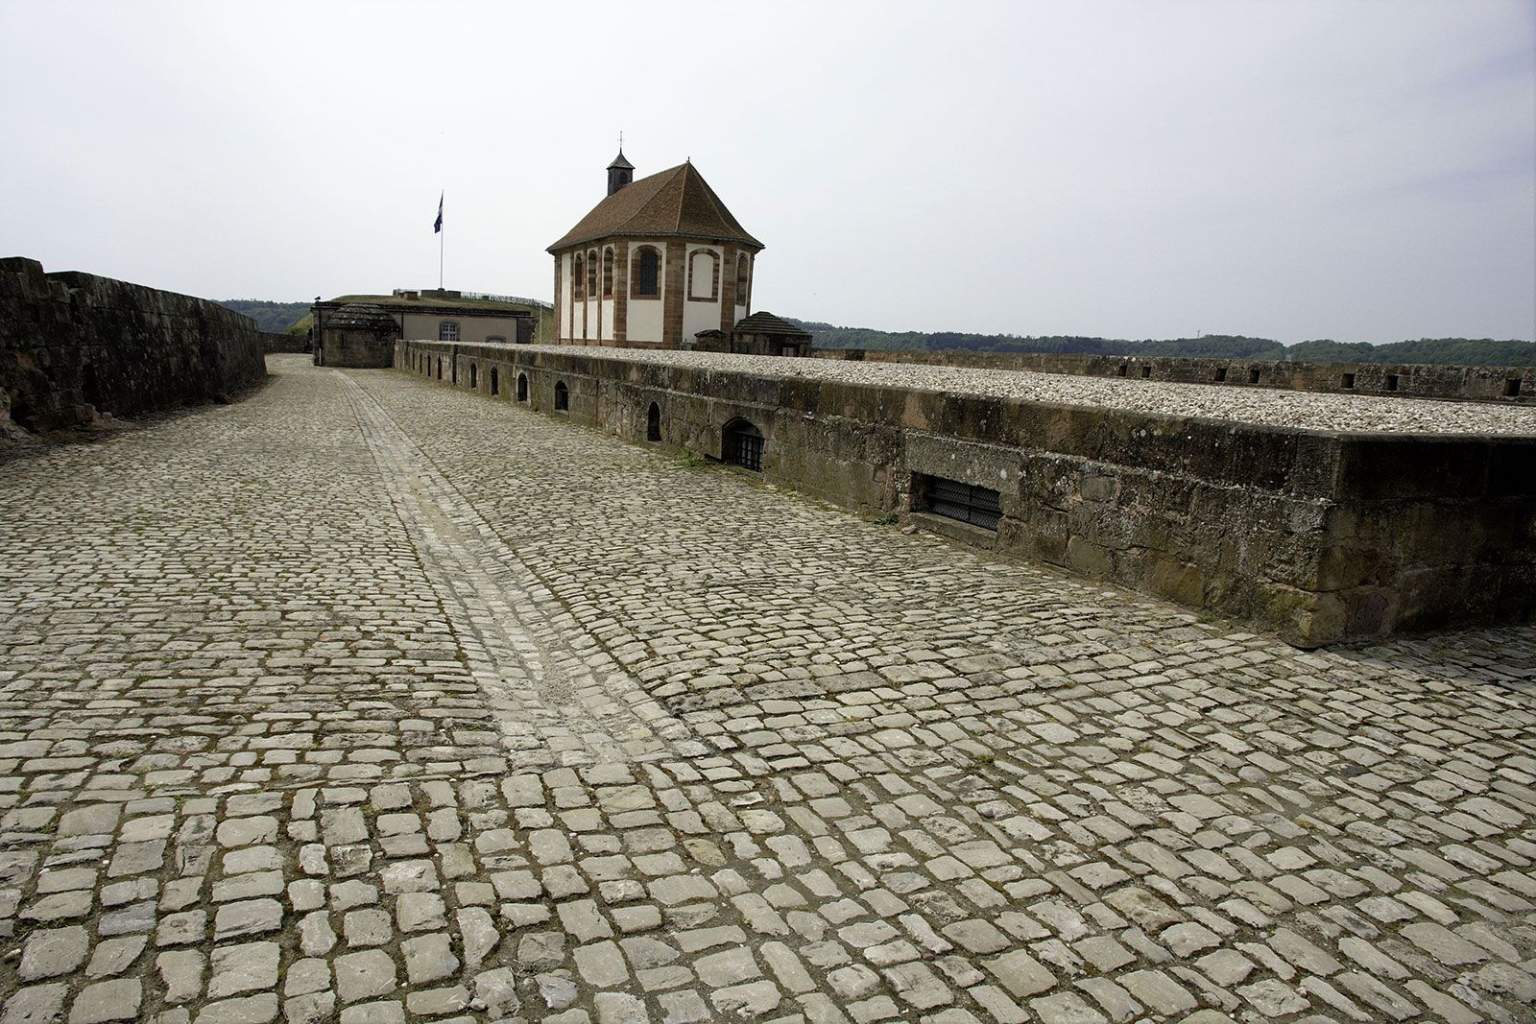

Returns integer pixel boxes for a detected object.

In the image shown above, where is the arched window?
[735,255,749,306]
[586,250,598,298]
[437,357,443,379]
[602,248,615,298]
[469,363,477,389]
[554,380,569,411]
[646,402,661,442]
[516,373,528,402]
[490,368,499,395]
[722,418,764,471]
[439,321,459,341]
[573,253,585,300]
[688,250,719,301]
[632,246,660,298]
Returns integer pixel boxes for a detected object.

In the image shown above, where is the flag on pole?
[434,192,443,234]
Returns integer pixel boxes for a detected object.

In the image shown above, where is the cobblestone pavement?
[0,354,1533,1024]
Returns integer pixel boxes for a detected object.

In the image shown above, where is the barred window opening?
[723,418,764,471]
[915,473,1002,531]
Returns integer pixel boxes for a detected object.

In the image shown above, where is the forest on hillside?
[219,300,310,333]
[793,320,1536,366]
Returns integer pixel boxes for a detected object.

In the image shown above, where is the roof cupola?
[607,148,634,196]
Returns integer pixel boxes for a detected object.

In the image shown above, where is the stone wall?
[320,328,396,368]
[261,331,309,354]
[815,348,1536,405]
[397,339,1536,648]
[0,258,267,434]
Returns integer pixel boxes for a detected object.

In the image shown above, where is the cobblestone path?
[0,354,1532,1024]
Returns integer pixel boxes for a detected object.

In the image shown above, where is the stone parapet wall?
[0,257,267,433]
[261,331,309,354]
[397,339,1536,647]
[814,347,1536,405]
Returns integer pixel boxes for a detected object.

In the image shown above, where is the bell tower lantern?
[606,149,634,196]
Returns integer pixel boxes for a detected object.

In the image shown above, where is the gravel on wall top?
[514,345,1536,437]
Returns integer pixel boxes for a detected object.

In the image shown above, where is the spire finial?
[618,129,623,150]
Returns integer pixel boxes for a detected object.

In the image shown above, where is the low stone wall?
[815,348,1536,404]
[261,331,309,354]
[0,258,267,433]
[398,340,1536,648]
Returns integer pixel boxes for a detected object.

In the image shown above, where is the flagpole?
[439,216,444,290]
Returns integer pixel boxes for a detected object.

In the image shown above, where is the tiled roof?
[549,162,763,253]
[326,303,398,331]
[733,312,810,338]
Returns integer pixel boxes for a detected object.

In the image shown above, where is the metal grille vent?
[920,474,1002,530]
[724,421,764,471]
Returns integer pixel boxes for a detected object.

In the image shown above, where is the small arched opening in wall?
[517,373,529,402]
[490,368,499,396]
[646,402,661,442]
[554,380,569,412]
[469,363,478,390]
[436,357,443,379]
[722,417,764,471]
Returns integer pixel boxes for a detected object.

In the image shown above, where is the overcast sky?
[2,1,1532,343]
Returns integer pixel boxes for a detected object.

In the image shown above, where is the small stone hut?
[315,303,400,367]
[723,311,813,357]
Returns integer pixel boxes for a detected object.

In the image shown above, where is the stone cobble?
[0,353,1530,1023]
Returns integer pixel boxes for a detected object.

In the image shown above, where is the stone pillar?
[613,240,629,346]
[719,244,738,335]
[663,241,686,348]
[552,258,563,342]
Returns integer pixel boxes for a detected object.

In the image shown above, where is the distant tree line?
[792,320,1535,367]
[219,300,311,333]
[212,300,1533,367]
[1286,338,1536,367]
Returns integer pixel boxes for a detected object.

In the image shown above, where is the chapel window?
[633,246,660,298]
[688,250,719,301]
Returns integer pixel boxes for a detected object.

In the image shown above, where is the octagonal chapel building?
[549,151,763,348]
